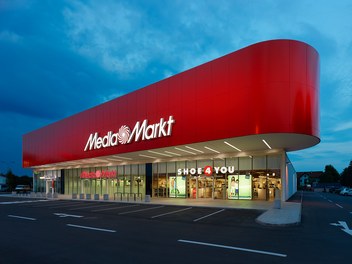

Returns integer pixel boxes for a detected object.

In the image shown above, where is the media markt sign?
[84,115,175,151]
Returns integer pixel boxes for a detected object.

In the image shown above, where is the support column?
[280,152,288,201]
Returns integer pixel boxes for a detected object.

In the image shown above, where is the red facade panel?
[23,39,320,168]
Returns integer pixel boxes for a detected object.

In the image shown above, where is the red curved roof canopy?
[23,39,320,168]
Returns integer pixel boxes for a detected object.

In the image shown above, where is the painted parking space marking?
[178,239,287,257]
[119,206,165,215]
[327,199,332,203]
[67,224,116,233]
[0,200,47,205]
[91,204,139,212]
[8,215,36,221]
[335,204,343,209]
[151,207,192,219]
[193,209,225,222]
[54,213,83,218]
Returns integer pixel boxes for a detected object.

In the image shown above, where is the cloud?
[0,30,22,43]
[289,140,352,172]
[63,1,163,78]
[333,121,352,132]
[1,0,352,176]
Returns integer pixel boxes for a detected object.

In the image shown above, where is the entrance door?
[214,177,226,199]
[198,176,213,198]
[189,177,197,199]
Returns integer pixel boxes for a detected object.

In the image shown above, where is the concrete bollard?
[274,188,281,209]
[145,195,151,202]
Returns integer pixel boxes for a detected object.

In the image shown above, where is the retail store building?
[23,39,320,202]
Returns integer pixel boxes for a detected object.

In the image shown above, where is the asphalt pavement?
[5,191,303,226]
[1,191,351,263]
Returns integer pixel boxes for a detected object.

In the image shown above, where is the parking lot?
[1,192,351,264]
[4,198,264,228]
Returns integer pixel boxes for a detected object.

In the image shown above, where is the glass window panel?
[253,156,266,170]
[225,157,239,170]
[197,159,212,168]
[239,157,252,170]
[268,154,281,169]
[176,161,186,170]
[214,159,225,168]
[167,162,176,173]
[131,164,138,175]
[187,160,197,169]
[124,165,131,176]
[153,163,158,174]
[118,165,124,176]
[158,162,167,173]
[139,164,145,176]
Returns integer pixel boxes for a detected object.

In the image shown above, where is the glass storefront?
[151,154,282,200]
[33,154,283,201]
[33,165,146,199]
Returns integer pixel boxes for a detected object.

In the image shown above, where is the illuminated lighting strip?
[185,146,204,153]
[224,141,241,151]
[262,139,272,149]
[164,151,181,156]
[139,154,157,159]
[106,158,123,162]
[204,146,220,154]
[112,155,132,160]
[148,150,172,157]
[91,158,110,163]
[175,147,197,155]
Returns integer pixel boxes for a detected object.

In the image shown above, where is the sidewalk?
[255,202,301,226]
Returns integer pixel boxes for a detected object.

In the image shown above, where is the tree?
[320,165,340,183]
[5,169,16,191]
[340,161,352,187]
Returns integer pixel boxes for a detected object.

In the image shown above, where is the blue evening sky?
[0,0,351,176]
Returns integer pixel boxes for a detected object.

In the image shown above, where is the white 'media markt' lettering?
[84,116,175,151]
[128,116,175,143]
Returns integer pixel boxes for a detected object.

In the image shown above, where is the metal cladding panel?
[23,39,320,167]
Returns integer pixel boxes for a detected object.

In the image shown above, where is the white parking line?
[335,204,343,209]
[54,213,83,218]
[92,204,139,212]
[119,206,164,215]
[0,200,47,205]
[193,209,225,222]
[178,239,287,257]
[67,224,116,233]
[327,199,332,203]
[8,215,36,221]
[151,207,192,219]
